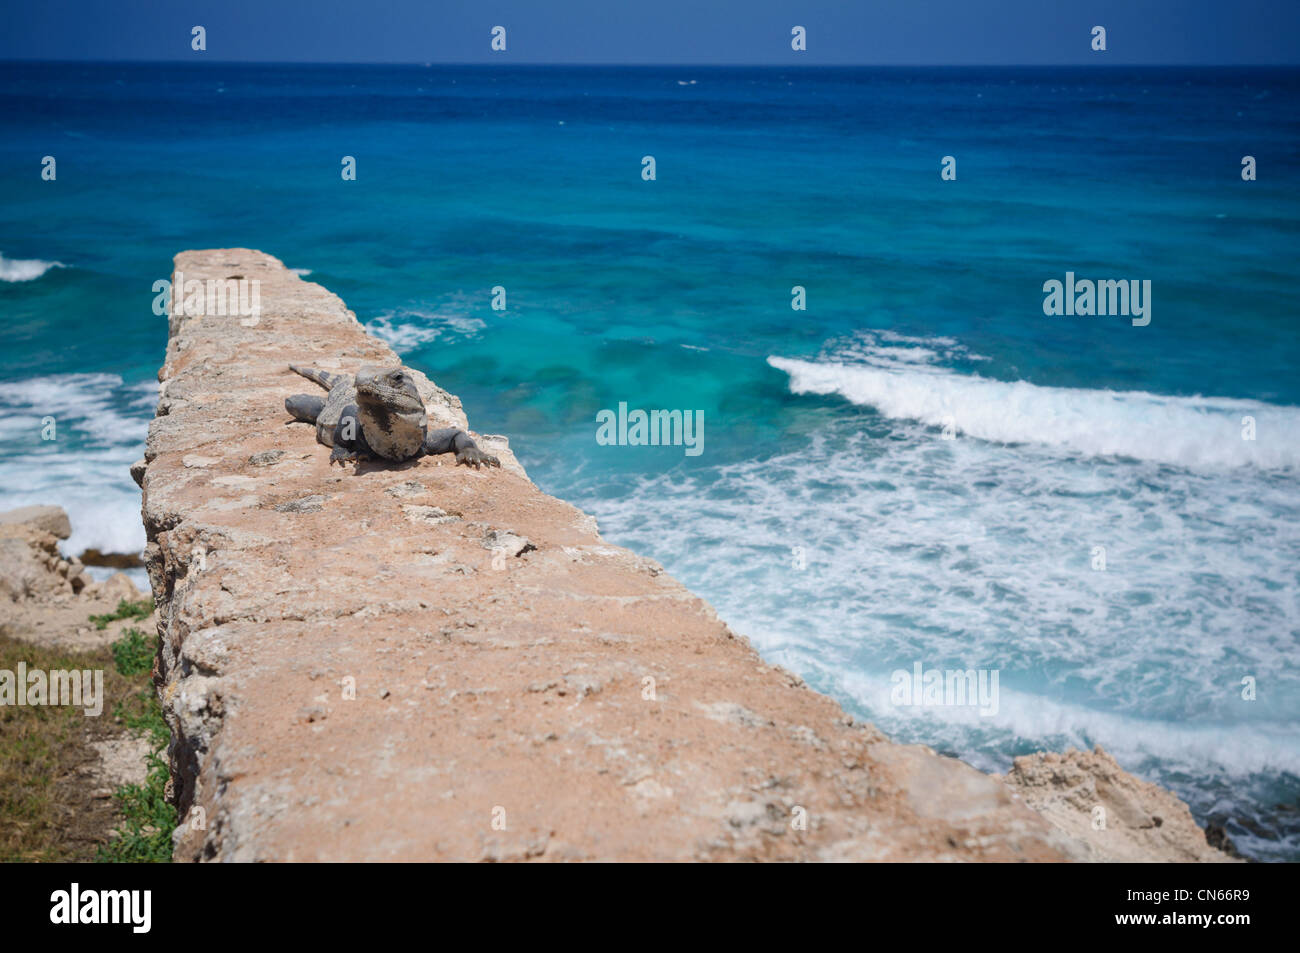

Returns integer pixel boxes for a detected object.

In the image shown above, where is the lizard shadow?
[351,457,423,476]
[350,454,459,476]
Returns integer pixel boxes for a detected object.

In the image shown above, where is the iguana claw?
[329,445,359,466]
[456,447,501,469]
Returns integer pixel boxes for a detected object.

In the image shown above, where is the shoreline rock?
[1,504,89,599]
[1001,747,1241,863]
[1,504,149,650]
[78,548,147,570]
[103,247,1238,862]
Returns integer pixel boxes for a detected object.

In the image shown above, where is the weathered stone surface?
[1001,746,1241,863]
[136,249,1220,863]
[1,504,84,604]
[0,504,149,649]
[0,504,72,540]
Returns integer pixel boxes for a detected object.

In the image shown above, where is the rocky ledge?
[1,504,148,650]
[130,249,1236,862]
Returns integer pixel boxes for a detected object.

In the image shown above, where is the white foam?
[366,304,485,353]
[0,373,151,556]
[769,354,1300,470]
[579,427,1299,704]
[0,373,151,446]
[0,252,65,282]
[827,665,1300,778]
[562,389,1300,837]
[2,450,146,556]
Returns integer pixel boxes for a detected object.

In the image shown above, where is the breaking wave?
[769,344,1299,470]
[0,252,65,282]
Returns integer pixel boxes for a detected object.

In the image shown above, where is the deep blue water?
[2,62,1298,859]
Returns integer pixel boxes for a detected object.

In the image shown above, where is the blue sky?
[1,0,1297,65]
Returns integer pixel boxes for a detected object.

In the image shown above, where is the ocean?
[1,62,1297,859]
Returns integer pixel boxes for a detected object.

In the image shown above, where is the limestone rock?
[1000,746,1241,863]
[133,249,1221,864]
[0,506,150,649]
[0,504,74,603]
[0,504,72,539]
[89,572,146,606]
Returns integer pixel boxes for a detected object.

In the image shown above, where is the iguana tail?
[289,364,343,391]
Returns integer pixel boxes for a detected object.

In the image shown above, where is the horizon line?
[3,59,1298,69]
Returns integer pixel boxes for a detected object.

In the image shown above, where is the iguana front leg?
[328,410,377,467]
[329,444,361,466]
[424,428,501,469]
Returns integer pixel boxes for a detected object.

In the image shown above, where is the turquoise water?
[2,63,1298,858]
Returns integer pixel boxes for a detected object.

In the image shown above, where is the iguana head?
[354,365,427,460]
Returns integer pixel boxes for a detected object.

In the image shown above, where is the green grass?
[110,627,155,677]
[97,627,174,863]
[1,618,174,863]
[89,597,155,631]
[0,636,137,861]
[0,638,89,861]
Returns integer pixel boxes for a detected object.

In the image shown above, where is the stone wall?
[136,249,1228,862]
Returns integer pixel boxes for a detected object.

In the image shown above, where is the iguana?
[285,364,501,469]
